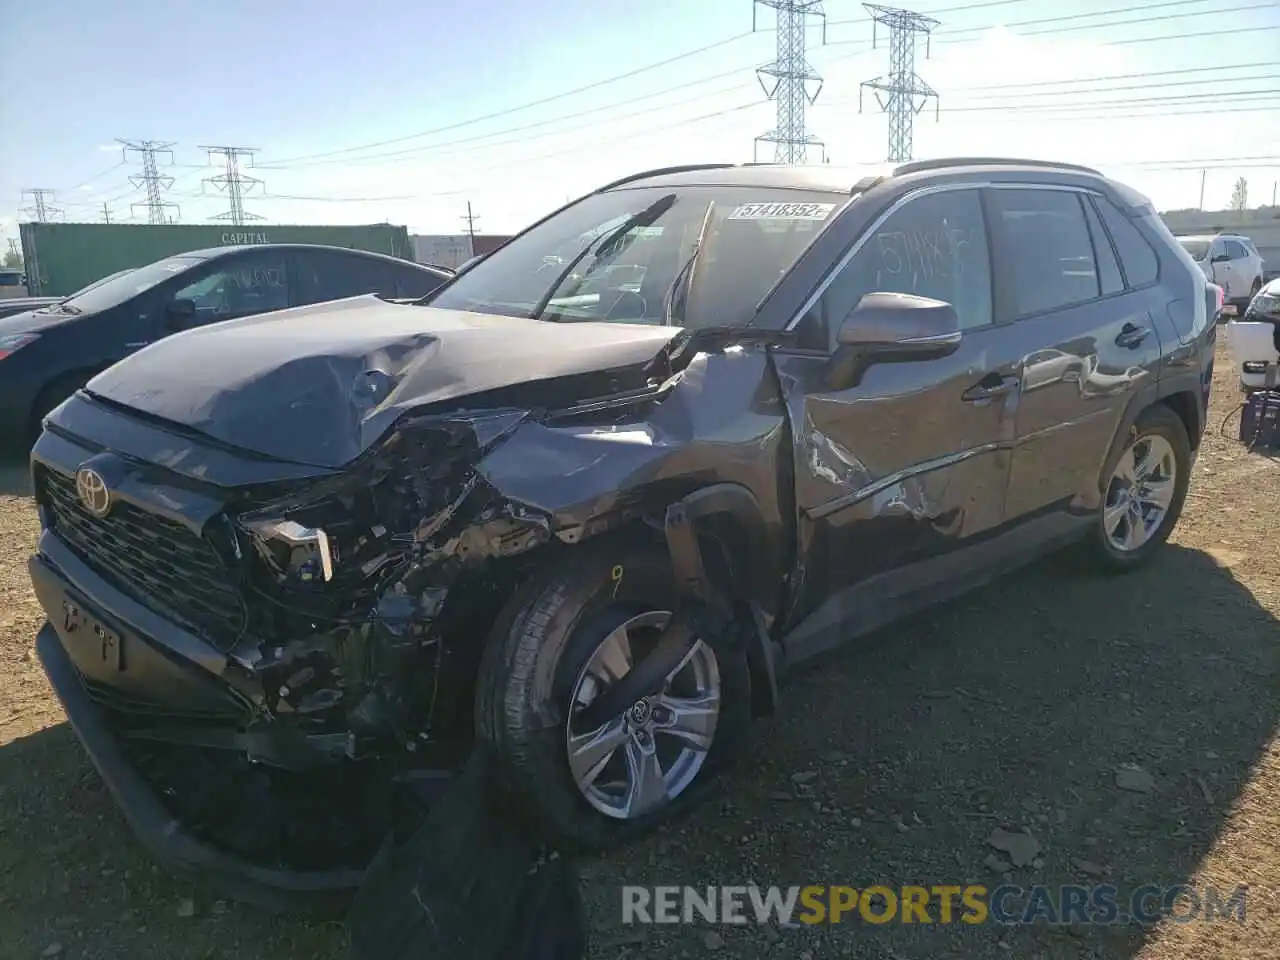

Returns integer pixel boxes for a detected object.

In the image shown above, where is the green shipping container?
[19,221,414,296]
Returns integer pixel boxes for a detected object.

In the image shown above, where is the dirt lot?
[1,338,1277,960]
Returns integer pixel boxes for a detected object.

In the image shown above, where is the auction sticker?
[728,201,837,221]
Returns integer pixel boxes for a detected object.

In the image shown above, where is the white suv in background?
[1176,233,1265,312]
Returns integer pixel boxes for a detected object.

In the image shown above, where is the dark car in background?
[0,268,138,320]
[0,244,452,450]
[27,158,1214,903]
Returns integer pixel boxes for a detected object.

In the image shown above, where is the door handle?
[962,374,1018,402]
[1115,324,1150,349]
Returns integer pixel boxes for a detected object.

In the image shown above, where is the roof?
[168,243,447,271]
[600,157,1113,196]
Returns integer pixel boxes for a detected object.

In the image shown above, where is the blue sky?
[1,0,1277,243]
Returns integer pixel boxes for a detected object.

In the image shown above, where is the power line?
[200,146,264,225]
[20,188,61,222]
[753,1,828,164]
[118,139,180,225]
[860,4,939,162]
[266,31,762,166]
[258,9,1275,174]
[262,0,1039,169]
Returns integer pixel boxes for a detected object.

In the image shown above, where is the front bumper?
[31,535,367,908]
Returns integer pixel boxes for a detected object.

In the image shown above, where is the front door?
[771,185,1021,654]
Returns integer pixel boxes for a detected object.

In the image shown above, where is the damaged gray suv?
[29,158,1216,899]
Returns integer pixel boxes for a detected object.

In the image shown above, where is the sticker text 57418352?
[728,202,838,221]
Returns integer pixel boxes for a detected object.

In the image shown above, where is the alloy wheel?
[565,610,721,820]
[1103,434,1178,552]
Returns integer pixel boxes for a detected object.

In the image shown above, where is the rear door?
[993,186,1164,520]
[771,183,1022,627]
[293,249,407,304]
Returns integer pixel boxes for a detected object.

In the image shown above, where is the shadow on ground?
[583,544,1280,959]
[0,544,1275,959]
[0,455,31,497]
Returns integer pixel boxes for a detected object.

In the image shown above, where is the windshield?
[62,256,204,313]
[426,185,846,329]
[66,268,135,299]
[1177,238,1210,261]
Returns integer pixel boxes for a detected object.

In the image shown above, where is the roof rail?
[595,163,741,193]
[892,157,1103,177]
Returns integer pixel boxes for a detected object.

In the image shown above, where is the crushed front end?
[28,394,559,900]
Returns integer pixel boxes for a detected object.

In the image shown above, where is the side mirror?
[836,292,962,359]
[165,297,197,329]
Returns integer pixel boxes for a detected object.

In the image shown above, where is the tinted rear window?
[1096,197,1158,287]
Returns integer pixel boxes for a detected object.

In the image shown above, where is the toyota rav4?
[28,158,1216,902]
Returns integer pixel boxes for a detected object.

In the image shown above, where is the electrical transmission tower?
[753,0,828,165]
[200,146,264,225]
[860,4,939,162]
[20,188,62,222]
[118,139,180,224]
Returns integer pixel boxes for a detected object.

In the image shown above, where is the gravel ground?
[1,339,1277,960]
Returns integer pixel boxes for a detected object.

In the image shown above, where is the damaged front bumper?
[30,538,371,909]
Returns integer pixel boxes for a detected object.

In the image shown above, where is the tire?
[28,372,88,447]
[1089,404,1191,572]
[474,537,751,851]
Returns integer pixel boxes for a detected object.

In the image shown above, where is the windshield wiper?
[528,193,677,322]
[663,201,715,327]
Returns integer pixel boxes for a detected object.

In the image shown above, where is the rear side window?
[1081,199,1124,297]
[393,263,448,298]
[296,251,402,304]
[991,188,1099,315]
[1094,197,1158,288]
[1223,239,1249,260]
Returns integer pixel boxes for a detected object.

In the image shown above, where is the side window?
[392,263,448,299]
[991,188,1099,315]
[1094,197,1158,288]
[1081,198,1124,297]
[296,251,402,305]
[807,188,992,348]
[168,254,289,329]
[1223,239,1248,261]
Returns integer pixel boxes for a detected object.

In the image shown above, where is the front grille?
[39,467,247,651]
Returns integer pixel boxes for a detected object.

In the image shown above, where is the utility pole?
[200,146,265,225]
[101,202,113,224]
[1199,169,1207,210]
[753,0,828,165]
[860,4,939,162]
[20,188,62,222]
[118,139,180,224]
[461,201,480,242]
[7,239,19,260]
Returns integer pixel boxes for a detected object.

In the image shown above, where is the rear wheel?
[474,539,751,850]
[1089,405,1190,572]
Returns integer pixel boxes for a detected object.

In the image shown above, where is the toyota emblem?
[75,467,112,518]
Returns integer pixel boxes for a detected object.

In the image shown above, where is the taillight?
[0,332,40,360]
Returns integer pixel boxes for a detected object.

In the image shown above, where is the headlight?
[1247,293,1280,321]
[0,332,39,360]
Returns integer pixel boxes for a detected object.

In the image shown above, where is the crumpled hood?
[85,295,683,468]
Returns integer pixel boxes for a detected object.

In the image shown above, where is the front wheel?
[1089,405,1191,572]
[474,539,751,850]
